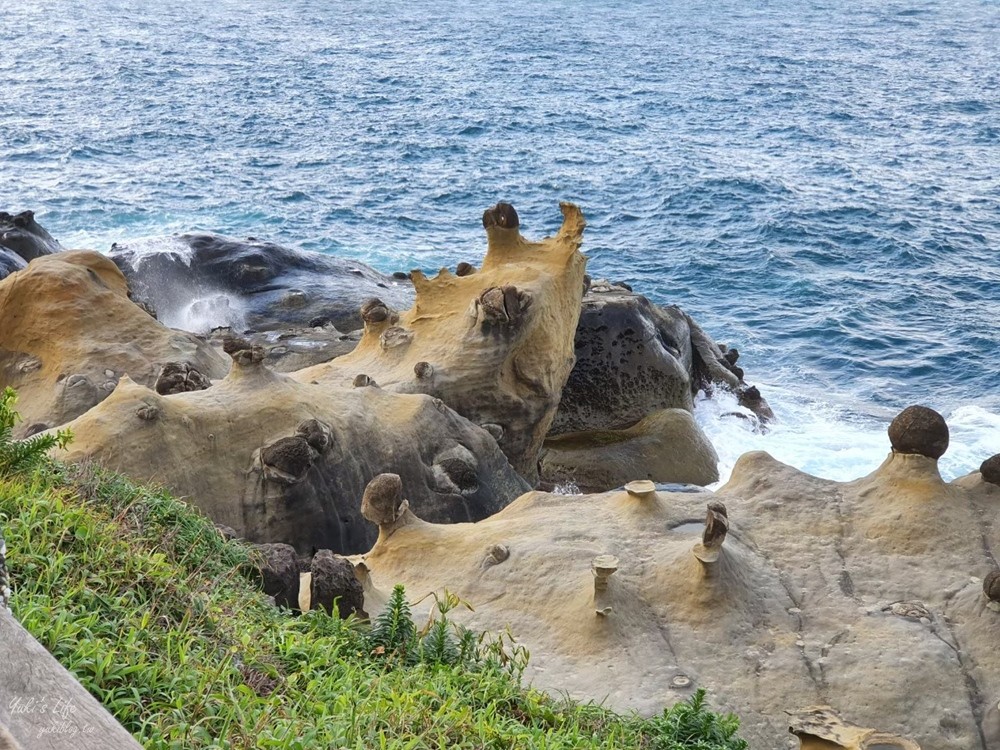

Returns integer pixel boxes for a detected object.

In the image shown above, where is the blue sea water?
[2,0,998,482]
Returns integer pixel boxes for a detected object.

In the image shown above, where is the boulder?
[54,352,530,555]
[252,543,300,611]
[980,454,1000,486]
[0,251,228,435]
[309,550,365,618]
[348,407,999,749]
[294,202,588,480]
[549,283,772,436]
[0,211,61,267]
[540,408,719,491]
[888,405,949,459]
[108,233,413,334]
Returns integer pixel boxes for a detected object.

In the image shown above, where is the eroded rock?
[55,364,529,555]
[0,251,227,435]
[309,550,365,618]
[888,405,949,459]
[108,232,412,333]
[540,408,719,491]
[294,202,588,481]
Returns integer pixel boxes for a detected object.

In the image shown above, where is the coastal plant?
[0,386,72,477]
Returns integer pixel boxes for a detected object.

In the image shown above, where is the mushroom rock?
[539,408,719,492]
[53,356,530,555]
[0,211,62,279]
[353,482,812,745]
[712,450,999,747]
[0,251,228,436]
[346,442,999,749]
[108,232,412,334]
[887,405,949,459]
[548,283,772,438]
[293,202,588,480]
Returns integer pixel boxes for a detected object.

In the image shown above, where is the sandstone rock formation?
[540,408,719,491]
[0,251,228,436]
[0,211,61,281]
[350,407,999,749]
[54,350,529,555]
[294,202,588,480]
[109,232,413,333]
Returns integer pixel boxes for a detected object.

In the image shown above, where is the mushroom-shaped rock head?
[980,454,1000,486]
[984,570,1000,603]
[154,362,212,395]
[252,542,301,611]
[703,501,729,548]
[260,436,314,483]
[456,262,475,277]
[360,297,397,326]
[361,473,404,527]
[482,202,519,230]
[295,418,333,453]
[887,405,949,459]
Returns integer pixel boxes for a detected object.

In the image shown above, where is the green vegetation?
[0,389,748,749]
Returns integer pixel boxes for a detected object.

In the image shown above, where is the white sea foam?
[116,235,195,267]
[694,387,999,488]
[160,292,246,334]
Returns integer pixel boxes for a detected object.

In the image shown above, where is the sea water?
[2,0,998,483]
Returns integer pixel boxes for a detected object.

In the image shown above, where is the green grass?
[0,392,748,749]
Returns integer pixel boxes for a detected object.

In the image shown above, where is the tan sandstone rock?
[349,409,999,749]
[0,251,227,435]
[54,352,529,554]
[539,408,719,490]
[293,202,588,480]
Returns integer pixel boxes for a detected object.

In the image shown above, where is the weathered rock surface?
[549,282,772,436]
[309,549,365,618]
[108,233,413,334]
[540,408,719,491]
[206,324,359,373]
[294,202,588,480]
[54,354,530,555]
[0,211,62,281]
[252,543,301,611]
[351,417,999,749]
[0,251,228,436]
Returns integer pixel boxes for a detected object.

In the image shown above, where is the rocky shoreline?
[2,203,998,749]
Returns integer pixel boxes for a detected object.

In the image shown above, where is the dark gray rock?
[0,211,62,280]
[980,454,1000,486]
[253,542,300,611]
[888,405,949,459]
[310,550,364,618]
[551,284,771,435]
[108,232,413,334]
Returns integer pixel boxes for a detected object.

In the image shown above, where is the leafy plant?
[0,386,72,476]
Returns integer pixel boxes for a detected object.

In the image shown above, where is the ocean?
[2,0,998,483]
